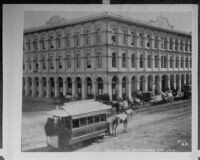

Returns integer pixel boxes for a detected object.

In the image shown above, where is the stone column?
[144,76,148,92]
[63,80,66,96]
[158,54,161,70]
[167,54,170,70]
[136,53,140,70]
[183,75,186,86]
[39,79,42,97]
[118,80,122,99]
[159,76,162,93]
[46,79,50,98]
[178,78,181,91]
[72,79,75,97]
[54,80,58,97]
[167,38,170,50]
[107,81,112,101]
[128,80,132,99]
[167,77,171,91]
[144,52,147,70]
[31,79,35,97]
[151,53,154,70]
[174,77,177,90]
[82,80,86,99]
[136,78,140,91]
[152,78,155,95]
[92,81,96,98]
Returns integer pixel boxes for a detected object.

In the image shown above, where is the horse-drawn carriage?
[44,100,111,149]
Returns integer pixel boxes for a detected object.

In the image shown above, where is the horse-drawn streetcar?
[44,100,112,149]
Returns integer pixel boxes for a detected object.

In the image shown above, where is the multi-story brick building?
[22,12,192,100]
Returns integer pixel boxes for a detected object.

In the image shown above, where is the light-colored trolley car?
[45,100,111,149]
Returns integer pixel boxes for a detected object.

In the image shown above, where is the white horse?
[125,109,135,119]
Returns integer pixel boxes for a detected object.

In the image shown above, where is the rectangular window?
[42,57,46,70]
[131,32,135,46]
[76,54,80,68]
[97,52,102,68]
[50,56,54,69]
[155,56,158,68]
[58,56,62,69]
[122,30,127,45]
[67,55,71,68]
[66,34,70,47]
[154,36,158,49]
[72,119,79,128]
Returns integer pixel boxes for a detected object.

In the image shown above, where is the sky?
[24,10,192,33]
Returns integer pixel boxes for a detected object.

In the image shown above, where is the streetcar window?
[80,118,87,126]
[72,119,79,128]
[88,116,94,125]
[94,115,100,123]
[100,114,106,121]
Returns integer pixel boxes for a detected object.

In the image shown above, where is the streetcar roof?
[46,100,111,119]
[47,109,70,117]
[62,100,111,119]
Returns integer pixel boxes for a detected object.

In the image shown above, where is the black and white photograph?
[3,4,198,160]
[22,9,192,152]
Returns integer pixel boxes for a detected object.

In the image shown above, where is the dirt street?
[22,100,191,152]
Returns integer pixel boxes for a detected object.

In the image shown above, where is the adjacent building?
[22,12,192,100]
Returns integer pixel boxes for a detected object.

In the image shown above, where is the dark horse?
[106,112,128,137]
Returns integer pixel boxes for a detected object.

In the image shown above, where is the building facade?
[22,12,192,100]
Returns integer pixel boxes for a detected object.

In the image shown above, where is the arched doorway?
[181,74,184,90]
[122,77,128,99]
[112,76,119,100]
[58,77,63,96]
[66,77,72,95]
[96,77,103,96]
[131,76,137,98]
[75,77,82,98]
[186,74,189,86]
[176,74,180,91]
[161,75,168,92]
[140,76,145,92]
[155,75,160,95]
[34,77,39,97]
[86,77,92,98]
[147,75,153,91]
[41,77,47,97]
[170,75,174,91]
[49,77,55,97]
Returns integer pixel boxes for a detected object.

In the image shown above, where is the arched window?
[147,55,151,68]
[112,52,116,68]
[27,39,31,51]
[176,57,179,68]
[161,37,164,49]
[28,58,31,70]
[74,32,80,46]
[140,54,144,68]
[86,53,91,68]
[169,38,173,50]
[185,57,188,68]
[122,53,126,68]
[122,29,127,45]
[155,55,158,68]
[164,56,167,68]
[76,54,81,68]
[49,35,54,49]
[139,33,143,47]
[96,28,101,44]
[131,54,135,68]
[66,33,70,47]
[42,57,46,70]
[50,56,54,69]
[96,52,102,68]
[131,32,135,46]
[56,33,62,48]
[66,55,71,68]
[175,39,178,51]
[33,38,38,50]
[85,30,90,45]
[58,56,62,69]
[146,35,150,48]
[170,56,173,68]
[34,57,39,71]
[181,57,184,68]
[164,38,167,49]
[40,36,45,50]
[111,28,117,44]
[154,35,158,49]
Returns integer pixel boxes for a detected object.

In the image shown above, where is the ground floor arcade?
[23,71,191,100]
